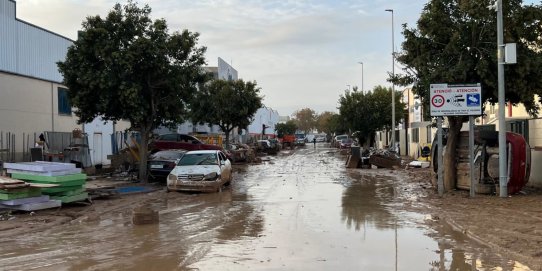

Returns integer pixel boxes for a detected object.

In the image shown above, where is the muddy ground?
[1,146,541,270]
[401,167,542,269]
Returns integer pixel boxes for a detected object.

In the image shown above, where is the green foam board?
[0,189,41,200]
[47,188,85,197]
[42,185,84,194]
[51,192,88,203]
[10,173,87,183]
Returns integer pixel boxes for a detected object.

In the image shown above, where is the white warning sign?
[430,84,482,116]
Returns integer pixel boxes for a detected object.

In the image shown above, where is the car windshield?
[150,151,184,160]
[178,153,217,166]
[341,138,353,143]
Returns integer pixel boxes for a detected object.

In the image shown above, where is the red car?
[150,133,223,153]
[339,138,353,149]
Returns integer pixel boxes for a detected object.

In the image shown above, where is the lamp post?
[385,9,395,150]
[358,61,364,93]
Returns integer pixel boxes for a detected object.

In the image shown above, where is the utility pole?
[385,9,395,150]
[496,0,508,197]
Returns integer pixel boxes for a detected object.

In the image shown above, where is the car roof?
[184,150,220,155]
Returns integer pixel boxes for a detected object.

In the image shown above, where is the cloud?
[14,0,430,116]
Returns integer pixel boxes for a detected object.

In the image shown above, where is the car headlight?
[204,172,218,181]
[167,174,177,181]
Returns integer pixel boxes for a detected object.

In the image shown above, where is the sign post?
[430,84,482,196]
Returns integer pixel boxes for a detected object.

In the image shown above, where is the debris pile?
[0,176,61,211]
[4,162,89,204]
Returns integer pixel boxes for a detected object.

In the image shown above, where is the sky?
[14,0,539,116]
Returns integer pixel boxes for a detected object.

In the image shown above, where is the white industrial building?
[0,0,129,165]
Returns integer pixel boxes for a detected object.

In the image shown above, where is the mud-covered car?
[148,150,186,180]
[167,150,232,193]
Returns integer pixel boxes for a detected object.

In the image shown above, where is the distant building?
[247,107,280,137]
[173,57,238,135]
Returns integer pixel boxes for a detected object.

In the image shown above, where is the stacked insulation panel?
[0,176,61,211]
[5,162,88,204]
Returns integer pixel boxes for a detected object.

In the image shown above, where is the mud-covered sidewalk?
[398,167,542,270]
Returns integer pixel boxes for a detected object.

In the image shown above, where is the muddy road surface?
[0,144,532,270]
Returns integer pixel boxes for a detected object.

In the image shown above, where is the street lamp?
[358,61,364,92]
[385,9,396,150]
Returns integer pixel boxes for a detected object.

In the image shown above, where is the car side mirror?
[220,160,226,166]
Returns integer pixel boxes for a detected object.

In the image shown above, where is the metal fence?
[0,131,38,163]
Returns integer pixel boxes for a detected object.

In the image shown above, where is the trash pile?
[4,162,88,204]
[0,176,61,211]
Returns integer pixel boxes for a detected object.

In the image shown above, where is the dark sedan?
[148,150,187,180]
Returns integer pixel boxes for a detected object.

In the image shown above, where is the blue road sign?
[466,93,481,107]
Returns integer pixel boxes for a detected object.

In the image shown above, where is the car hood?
[170,165,220,175]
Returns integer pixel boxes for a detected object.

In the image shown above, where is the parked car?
[148,150,186,180]
[315,136,326,143]
[167,150,232,193]
[339,138,354,149]
[150,133,222,153]
[295,133,306,146]
[333,135,349,148]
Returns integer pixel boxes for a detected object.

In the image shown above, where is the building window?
[58,87,72,115]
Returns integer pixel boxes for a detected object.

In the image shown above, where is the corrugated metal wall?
[0,0,72,83]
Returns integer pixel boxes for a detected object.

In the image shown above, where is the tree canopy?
[392,0,542,190]
[292,108,317,133]
[57,1,207,181]
[191,79,263,146]
[338,86,405,146]
[394,0,542,114]
[316,111,337,135]
[275,120,298,137]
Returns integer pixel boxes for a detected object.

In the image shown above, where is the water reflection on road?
[0,144,532,270]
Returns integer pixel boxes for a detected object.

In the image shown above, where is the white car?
[167,150,232,192]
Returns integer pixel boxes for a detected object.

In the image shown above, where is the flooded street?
[0,145,530,270]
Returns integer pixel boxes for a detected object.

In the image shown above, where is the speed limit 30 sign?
[430,84,482,116]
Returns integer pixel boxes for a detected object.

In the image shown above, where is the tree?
[275,120,297,137]
[392,0,542,190]
[57,2,207,182]
[292,108,317,133]
[338,86,405,146]
[191,79,263,148]
[316,111,337,135]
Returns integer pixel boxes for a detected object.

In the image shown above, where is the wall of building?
[247,107,280,137]
[0,72,81,135]
[527,118,542,188]
[0,0,73,83]
[0,1,133,163]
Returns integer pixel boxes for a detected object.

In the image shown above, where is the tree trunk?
[138,128,150,183]
[224,129,231,150]
[443,116,463,191]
